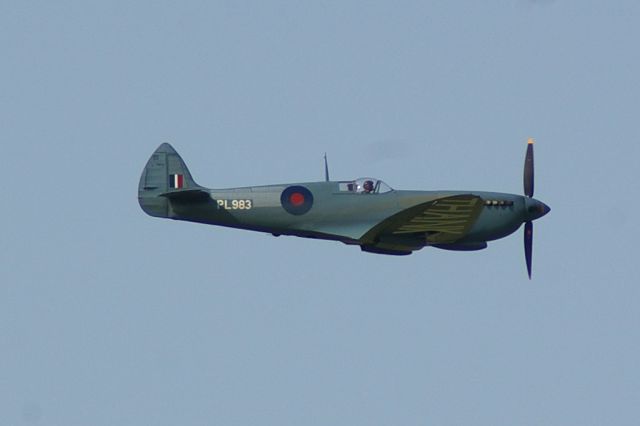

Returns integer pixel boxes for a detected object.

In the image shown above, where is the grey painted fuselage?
[138,143,550,255]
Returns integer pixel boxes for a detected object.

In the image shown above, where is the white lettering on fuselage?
[216,199,253,210]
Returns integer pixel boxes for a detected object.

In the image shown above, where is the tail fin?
[138,143,202,218]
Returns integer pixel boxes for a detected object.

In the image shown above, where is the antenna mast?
[324,153,330,182]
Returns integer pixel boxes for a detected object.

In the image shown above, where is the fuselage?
[163,180,548,251]
[139,141,551,270]
[138,142,550,262]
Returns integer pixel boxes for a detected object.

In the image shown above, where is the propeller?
[523,138,535,279]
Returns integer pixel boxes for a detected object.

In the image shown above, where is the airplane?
[139,139,550,278]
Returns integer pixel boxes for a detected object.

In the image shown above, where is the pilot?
[362,180,374,194]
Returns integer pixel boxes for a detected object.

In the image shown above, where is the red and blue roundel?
[281,186,314,215]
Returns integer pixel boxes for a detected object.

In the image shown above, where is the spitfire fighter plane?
[139,140,550,278]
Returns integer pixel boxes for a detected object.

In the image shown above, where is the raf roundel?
[281,186,314,215]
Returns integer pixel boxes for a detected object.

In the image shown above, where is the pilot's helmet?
[363,180,374,192]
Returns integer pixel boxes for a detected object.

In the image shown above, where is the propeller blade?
[524,221,533,279]
[524,138,535,197]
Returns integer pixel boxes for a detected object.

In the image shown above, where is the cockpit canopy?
[338,178,393,194]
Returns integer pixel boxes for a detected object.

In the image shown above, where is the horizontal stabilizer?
[160,189,210,202]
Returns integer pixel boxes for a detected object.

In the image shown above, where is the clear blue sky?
[2,1,639,425]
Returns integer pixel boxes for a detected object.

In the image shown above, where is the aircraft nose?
[525,198,550,221]
[541,202,551,217]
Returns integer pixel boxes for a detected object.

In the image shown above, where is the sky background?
[2,1,639,425]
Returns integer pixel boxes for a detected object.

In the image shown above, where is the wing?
[361,194,484,246]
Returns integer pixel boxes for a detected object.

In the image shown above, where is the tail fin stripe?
[169,174,184,189]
